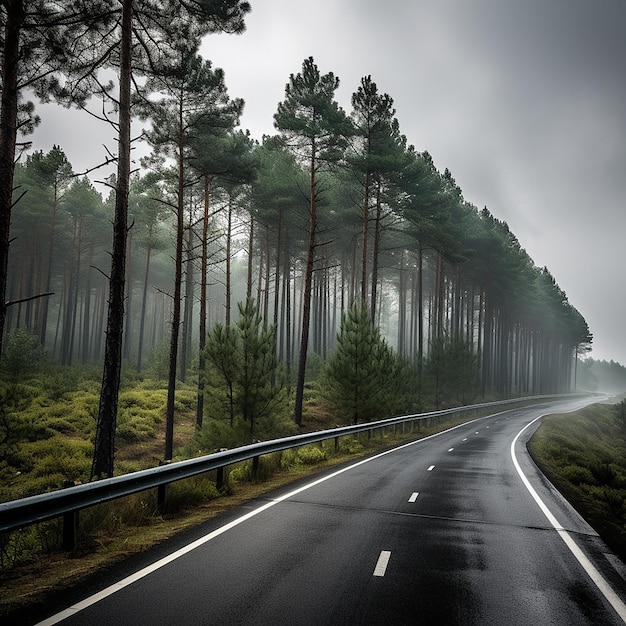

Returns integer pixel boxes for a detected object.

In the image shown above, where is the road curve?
[32,397,626,625]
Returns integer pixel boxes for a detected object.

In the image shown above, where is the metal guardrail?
[0,395,572,546]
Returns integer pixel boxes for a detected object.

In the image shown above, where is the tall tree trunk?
[349,237,357,306]
[67,218,83,363]
[416,245,424,398]
[435,253,445,341]
[263,223,270,330]
[92,282,106,362]
[91,0,132,479]
[0,0,22,362]
[293,140,317,426]
[256,240,263,306]
[52,274,65,359]
[61,220,78,365]
[196,176,211,426]
[369,181,382,324]
[225,195,233,326]
[164,109,185,462]
[360,170,370,306]
[136,232,153,373]
[272,209,282,334]
[283,251,291,378]
[246,217,254,303]
[40,186,59,345]
[123,227,133,359]
[397,251,406,357]
[81,245,93,364]
[180,218,194,382]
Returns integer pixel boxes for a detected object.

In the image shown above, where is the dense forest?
[577,359,626,395]
[4,140,594,394]
[0,3,593,479]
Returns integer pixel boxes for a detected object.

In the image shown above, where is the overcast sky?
[30,0,626,365]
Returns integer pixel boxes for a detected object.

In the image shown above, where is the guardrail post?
[157,459,170,512]
[216,466,225,491]
[157,484,167,512]
[334,436,339,452]
[252,455,259,479]
[62,480,78,551]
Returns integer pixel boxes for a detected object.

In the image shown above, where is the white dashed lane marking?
[408,492,419,503]
[373,550,392,577]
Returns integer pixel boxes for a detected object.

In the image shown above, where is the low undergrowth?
[528,399,626,562]
[0,411,471,619]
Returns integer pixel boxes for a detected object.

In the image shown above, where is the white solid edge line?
[373,550,392,577]
[37,418,481,626]
[511,415,626,623]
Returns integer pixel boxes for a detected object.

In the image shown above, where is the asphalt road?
[34,397,626,625]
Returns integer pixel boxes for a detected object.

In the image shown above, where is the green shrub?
[0,328,47,381]
[601,487,625,516]
[116,389,165,442]
[615,399,626,432]
[0,522,59,569]
[280,444,327,470]
[194,419,251,452]
[228,454,281,484]
[296,444,327,465]
[229,460,252,483]
[561,464,596,486]
[80,493,157,542]
[173,389,196,412]
[166,476,221,512]
[27,438,92,483]
[590,462,617,486]
[117,417,156,442]
[339,437,364,454]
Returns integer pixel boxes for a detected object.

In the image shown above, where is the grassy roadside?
[0,416,462,620]
[528,401,626,562]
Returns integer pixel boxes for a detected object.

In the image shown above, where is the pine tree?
[205,321,239,427]
[204,299,284,436]
[235,299,282,434]
[323,304,396,424]
[0,1,100,362]
[91,0,250,479]
[249,138,308,372]
[139,49,244,459]
[274,57,353,426]
[349,75,398,312]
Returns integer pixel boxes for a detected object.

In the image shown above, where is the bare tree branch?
[5,292,54,307]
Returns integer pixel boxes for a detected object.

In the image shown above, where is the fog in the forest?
[29,0,626,367]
